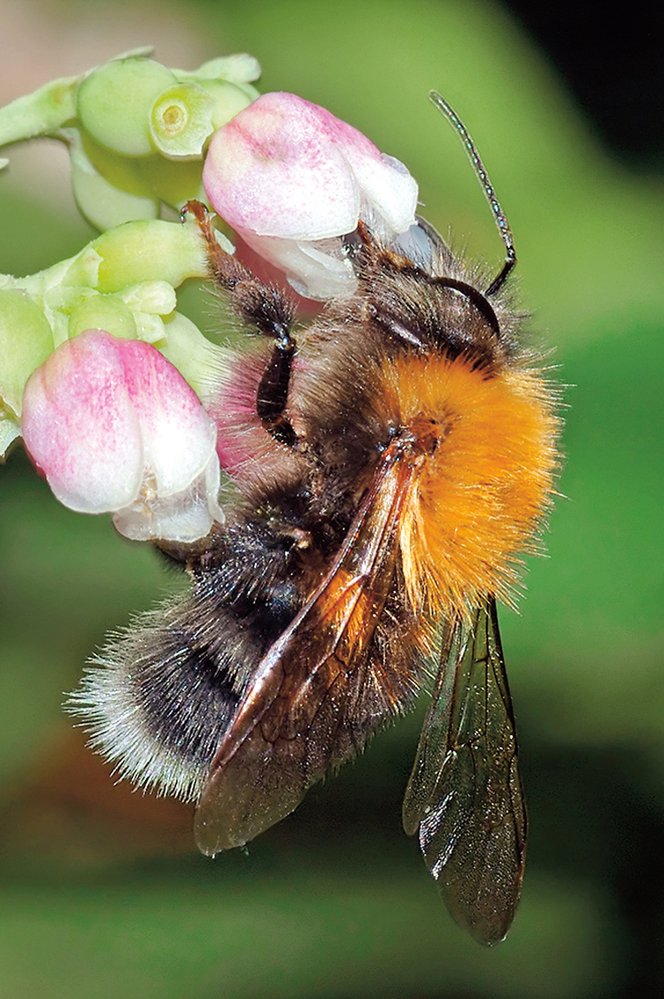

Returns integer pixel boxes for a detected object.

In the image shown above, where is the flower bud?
[67,291,137,341]
[0,289,54,416]
[0,50,262,229]
[22,330,223,542]
[64,217,217,292]
[157,312,233,403]
[0,417,20,457]
[69,130,160,230]
[77,57,176,157]
[1,215,225,441]
[135,155,205,209]
[203,92,418,299]
[149,83,217,159]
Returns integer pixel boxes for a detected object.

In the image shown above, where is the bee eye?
[434,277,501,338]
[367,302,425,350]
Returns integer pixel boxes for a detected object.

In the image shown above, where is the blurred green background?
[1,1,662,996]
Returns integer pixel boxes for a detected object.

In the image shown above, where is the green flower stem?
[0,76,77,150]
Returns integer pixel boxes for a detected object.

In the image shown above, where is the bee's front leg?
[182,200,299,448]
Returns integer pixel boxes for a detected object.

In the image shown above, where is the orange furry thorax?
[376,352,559,621]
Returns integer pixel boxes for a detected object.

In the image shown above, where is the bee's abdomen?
[71,522,306,804]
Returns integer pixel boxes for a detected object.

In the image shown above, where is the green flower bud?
[77,57,176,157]
[65,218,218,292]
[1,50,262,230]
[202,80,257,130]
[0,289,54,416]
[148,79,256,161]
[149,83,216,159]
[72,156,160,229]
[69,129,160,229]
[67,292,137,341]
[121,280,177,344]
[134,312,166,343]
[120,280,177,317]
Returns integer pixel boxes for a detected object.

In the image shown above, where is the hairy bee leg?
[182,200,299,448]
[255,332,298,447]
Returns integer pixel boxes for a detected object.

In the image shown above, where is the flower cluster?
[0,49,260,229]
[0,215,232,541]
[1,51,418,542]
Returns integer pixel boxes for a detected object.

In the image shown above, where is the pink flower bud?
[22,330,223,542]
[203,92,418,299]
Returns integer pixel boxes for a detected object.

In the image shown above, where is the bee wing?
[194,447,418,856]
[402,599,527,945]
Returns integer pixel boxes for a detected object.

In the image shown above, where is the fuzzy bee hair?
[71,92,562,945]
[72,213,557,807]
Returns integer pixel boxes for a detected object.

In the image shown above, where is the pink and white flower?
[22,330,223,542]
[203,92,418,299]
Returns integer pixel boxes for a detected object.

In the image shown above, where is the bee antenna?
[429,91,516,296]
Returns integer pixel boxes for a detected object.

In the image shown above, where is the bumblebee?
[74,94,559,945]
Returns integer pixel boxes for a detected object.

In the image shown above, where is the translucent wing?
[402,599,526,945]
[195,442,420,856]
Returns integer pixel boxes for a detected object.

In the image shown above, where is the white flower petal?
[113,451,223,542]
[239,230,356,300]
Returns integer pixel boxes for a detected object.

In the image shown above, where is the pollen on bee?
[379,352,560,621]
